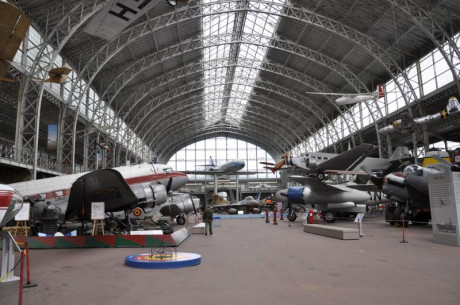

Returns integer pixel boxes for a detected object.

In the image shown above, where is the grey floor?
[1,215,460,305]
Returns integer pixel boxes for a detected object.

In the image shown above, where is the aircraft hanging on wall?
[262,143,376,180]
[305,85,384,105]
[378,97,460,134]
[0,2,30,82]
[8,163,188,221]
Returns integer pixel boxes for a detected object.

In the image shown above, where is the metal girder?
[146,103,303,152]
[385,0,460,93]
[66,1,400,152]
[102,32,367,132]
[103,54,364,140]
[152,114,291,153]
[12,0,105,179]
[155,121,286,161]
[140,90,310,145]
[129,77,328,148]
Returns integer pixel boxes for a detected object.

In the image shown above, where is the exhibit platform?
[0,228,190,249]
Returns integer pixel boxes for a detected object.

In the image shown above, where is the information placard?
[91,202,105,220]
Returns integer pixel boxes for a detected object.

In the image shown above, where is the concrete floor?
[1,215,460,305]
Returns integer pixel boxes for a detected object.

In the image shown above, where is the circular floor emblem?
[125,252,201,269]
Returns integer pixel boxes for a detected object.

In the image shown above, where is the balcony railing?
[0,144,82,175]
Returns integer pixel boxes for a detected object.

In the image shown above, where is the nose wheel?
[287,203,297,221]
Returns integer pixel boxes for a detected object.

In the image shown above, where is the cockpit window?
[163,168,173,174]
[404,165,422,176]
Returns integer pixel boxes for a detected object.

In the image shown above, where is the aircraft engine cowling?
[286,186,305,204]
[131,183,168,207]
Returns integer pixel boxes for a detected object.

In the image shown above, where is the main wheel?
[393,207,409,226]
[176,216,186,225]
[287,212,297,222]
[324,210,336,223]
[316,172,325,181]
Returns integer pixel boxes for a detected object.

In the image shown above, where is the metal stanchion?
[400,215,408,243]
[19,251,25,305]
[273,209,278,225]
[280,208,284,220]
[265,208,270,223]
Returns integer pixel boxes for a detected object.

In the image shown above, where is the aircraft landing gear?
[316,172,325,181]
[287,210,297,222]
[323,210,336,223]
[176,215,186,225]
[393,207,409,227]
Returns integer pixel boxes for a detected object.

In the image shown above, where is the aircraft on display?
[378,96,460,134]
[183,156,255,176]
[262,143,376,180]
[129,192,200,225]
[0,3,72,84]
[0,2,30,82]
[8,163,188,225]
[275,176,389,223]
[305,85,384,105]
[361,150,460,225]
[0,184,23,228]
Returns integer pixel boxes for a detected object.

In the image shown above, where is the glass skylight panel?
[202,1,236,124]
[226,1,284,124]
[202,0,285,125]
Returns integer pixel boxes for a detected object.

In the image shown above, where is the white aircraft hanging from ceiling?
[305,85,384,105]
[378,96,460,134]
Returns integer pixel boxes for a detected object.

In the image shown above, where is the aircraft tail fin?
[390,146,411,161]
[209,156,216,167]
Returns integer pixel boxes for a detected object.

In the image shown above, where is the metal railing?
[0,144,81,175]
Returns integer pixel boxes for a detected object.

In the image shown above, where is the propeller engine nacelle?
[131,183,168,208]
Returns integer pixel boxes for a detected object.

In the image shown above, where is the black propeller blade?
[361,165,384,187]
[166,177,173,193]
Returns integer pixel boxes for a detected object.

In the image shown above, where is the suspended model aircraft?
[361,150,460,226]
[0,2,30,82]
[305,85,384,105]
[8,163,188,223]
[378,97,460,134]
[275,176,389,223]
[262,143,376,180]
[183,156,255,176]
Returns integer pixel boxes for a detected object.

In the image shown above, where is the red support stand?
[265,208,270,223]
[307,209,314,224]
[19,251,24,305]
[273,209,278,225]
[23,241,38,289]
[280,208,284,220]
